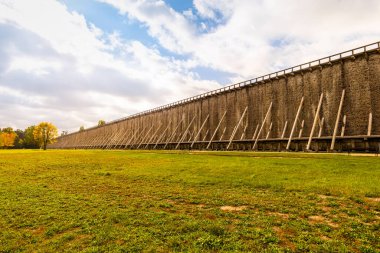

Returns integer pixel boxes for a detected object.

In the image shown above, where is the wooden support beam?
[318,117,325,138]
[144,123,162,149]
[191,114,210,148]
[137,124,155,149]
[298,120,304,138]
[125,126,143,149]
[266,122,273,139]
[176,115,197,149]
[240,124,248,140]
[253,102,273,150]
[368,112,373,136]
[164,117,184,149]
[227,107,248,150]
[105,129,123,149]
[202,130,209,142]
[286,97,304,151]
[340,115,347,137]
[330,89,345,151]
[206,111,227,149]
[219,127,227,141]
[114,128,130,149]
[252,124,260,140]
[281,121,288,139]
[306,93,324,150]
[153,120,172,149]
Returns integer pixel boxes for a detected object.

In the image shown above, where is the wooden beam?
[136,124,155,149]
[164,117,184,149]
[330,89,345,151]
[252,124,260,140]
[253,102,273,150]
[202,129,209,141]
[144,123,162,149]
[368,112,373,136]
[153,120,172,149]
[176,115,197,149]
[227,107,248,150]
[191,114,210,148]
[219,127,227,141]
[206,111,227,149]
[340,115,347,137]
[286,97,304,151]
[298,120,304,138]
[318,117,325,138]
[240,124,248,140]
[266,122,273,139]
[281,121,288,139]
[306,93,324,150]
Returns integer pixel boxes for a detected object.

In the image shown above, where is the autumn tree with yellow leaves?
[0,127,17,148]
[33,122,58,150]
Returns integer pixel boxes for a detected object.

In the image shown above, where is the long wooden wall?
[50,42,380,152]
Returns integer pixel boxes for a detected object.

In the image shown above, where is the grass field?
[0,150,379,252]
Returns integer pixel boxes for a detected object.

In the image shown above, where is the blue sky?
[1,0,380,132]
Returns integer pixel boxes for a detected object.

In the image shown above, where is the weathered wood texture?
[50,43,380,152]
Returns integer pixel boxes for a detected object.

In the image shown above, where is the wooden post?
[286,97,304,151]
[253,102,273,150]
[318,117,325,138]
[330,89,345,151]
[191,114,209,148]
[164,117,184,149]
[266,122,273,139]
[306,93,323,150]
[176,115,197,149]
[227,107,248,150]
[368,112,373,136]
[206,111,227,149]
[281,121,288,139]
[340,115,346,137]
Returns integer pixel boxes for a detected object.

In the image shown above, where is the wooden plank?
[286,97,304,150]
[227,106,248,150]
[206,110,227,149]
[298,120,304,138]
[191,114,209,148]
[253,102,273,150]
[330,89,345,151]
[137,124,155,149]
[306,93,323,150]
[202,129,209,141]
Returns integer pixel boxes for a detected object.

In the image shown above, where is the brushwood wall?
[50,43,380,152]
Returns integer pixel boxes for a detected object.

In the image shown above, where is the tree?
[33,122,58,150]
[23,126,39,149]
[79,126,85,132]
[14,129,25,149]
[0,127,17,148]
[98,120,106,126]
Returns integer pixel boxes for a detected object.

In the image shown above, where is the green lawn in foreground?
[0,150,379,252]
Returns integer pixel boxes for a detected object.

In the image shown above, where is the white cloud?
[0,0,220,132]
[101,0,380,78]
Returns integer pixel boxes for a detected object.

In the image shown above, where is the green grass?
[0,150,379,252]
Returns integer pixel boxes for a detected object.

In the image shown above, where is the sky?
[0,0,379,133]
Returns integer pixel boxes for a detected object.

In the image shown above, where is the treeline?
[0,122,58,149]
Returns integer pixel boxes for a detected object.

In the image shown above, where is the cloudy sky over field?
[0,0,380,132]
